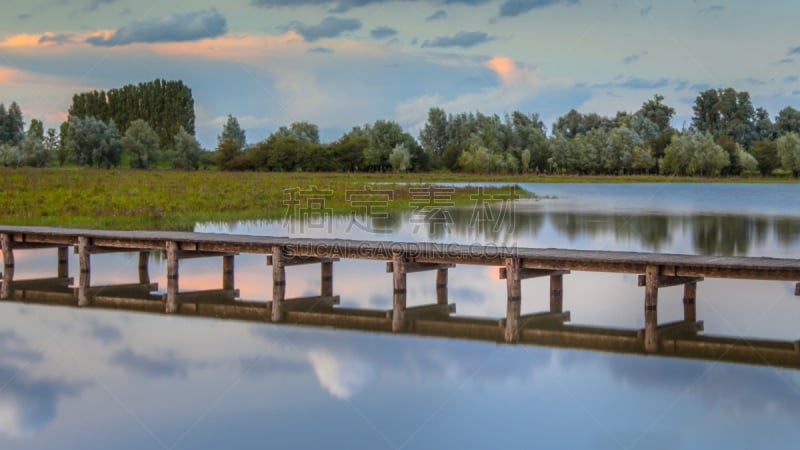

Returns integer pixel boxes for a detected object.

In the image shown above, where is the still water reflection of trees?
[367,208,800,256]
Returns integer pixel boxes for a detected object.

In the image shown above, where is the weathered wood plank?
[162,289,240,303]
[386,261,455,274]
[637,275,704,288]
[505,257,522,343]
[178,251,238,260]
[499,267,570,280]
[268,255,339,267]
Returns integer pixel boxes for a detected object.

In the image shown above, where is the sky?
[1,0,800,147]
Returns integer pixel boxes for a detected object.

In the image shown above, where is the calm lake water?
[2,183,800,449]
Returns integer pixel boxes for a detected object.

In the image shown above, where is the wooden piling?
[223,255,235,291]
[436,268,448,305]
[77,271,91,307]
[505,257,522,343]
[1,233,14,268]
[166,241,179,313]
[271,246,286,322]
[684,282,697,323]
[57,247,69,278]
[550,274,563,314]
[644,265,659,353]
[321,261,333,297]
[0,267,12,300]
[392,252,407,332]
[138,252,150,284]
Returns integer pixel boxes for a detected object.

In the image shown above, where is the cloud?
[370,26,398,40]
[0,364,86,438]
[87,320,122,344]
[308,47,334,53]
[307,349,375,399]
[421,31,494,49]
[498,0,577,18]
[289,16,362,42]
[699,5,725,15]
[85,9,227,47]
[80,0,120,13]
[426,10,447,21]
[0,331,42,363]
[790,47,800,55]
[622,54,640,64]
[251,0,491,13]
[640,5,652,16]
[620,77,669,89]
[785,75,799,83]
[38,33,73,45]
[109,348,188,378]
[777,58,794,65]
[17,14,32,21]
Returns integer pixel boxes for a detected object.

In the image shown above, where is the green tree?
[776,132,800,175]
[776,106,800,136]
[692,88,755,147]
[749,139,779,174]
[218,115,246,150]
[637,94,675,133]
[389,144,411,172]
[0,144,19,167]
[170,127,202,170]
[65,116,122,168]
[0,102,25,146]
[19,132,48,167]
[122,119,160,169]
[419,107,448,166]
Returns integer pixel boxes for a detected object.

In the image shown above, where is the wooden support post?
[795,282,799,297]
[436,268,448,305]
[321,261,333,297]
[223,255,235,291]
[77,271,91,307]
[684,281,697,323]
[271,246,286,322]
[77,237,91,307]
[0,267,12,300]
[505,257,522,343]
[644,265,659,353]
[1,233,14,268]
[165,241,179,313]
[57,246,69,278]
[550,274,563,314]
[392,252,407,333]
[138,252,150,285]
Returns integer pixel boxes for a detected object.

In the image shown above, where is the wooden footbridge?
[2,225,800,367]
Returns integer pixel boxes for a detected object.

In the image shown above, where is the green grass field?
[1,169,794,231]
[0,169,530,230]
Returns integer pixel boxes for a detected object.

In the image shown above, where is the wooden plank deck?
[2,225,800,280]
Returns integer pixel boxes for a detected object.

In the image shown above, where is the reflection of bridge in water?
[2,225,800,369]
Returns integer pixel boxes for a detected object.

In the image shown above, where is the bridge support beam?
[57,246,69,278]
[1,234,13,268]
[166,241,179,313]
[550,274,564,314]
[223,255,235,291]
[1,267,12,300]
[644,265,659,353]
[271,246,286,322]
[77,237,91,307]
[138,252,150,285]
[436,268,448,305]
[392,252,407,333]
[684,281,698,323]
[505,257,522,343]
[321,260,333,297]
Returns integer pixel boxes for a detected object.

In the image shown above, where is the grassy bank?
[0,169,528,230]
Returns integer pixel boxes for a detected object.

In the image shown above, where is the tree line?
[213,88,800,177]
[3,83,800,176]
[0,79,203,169]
